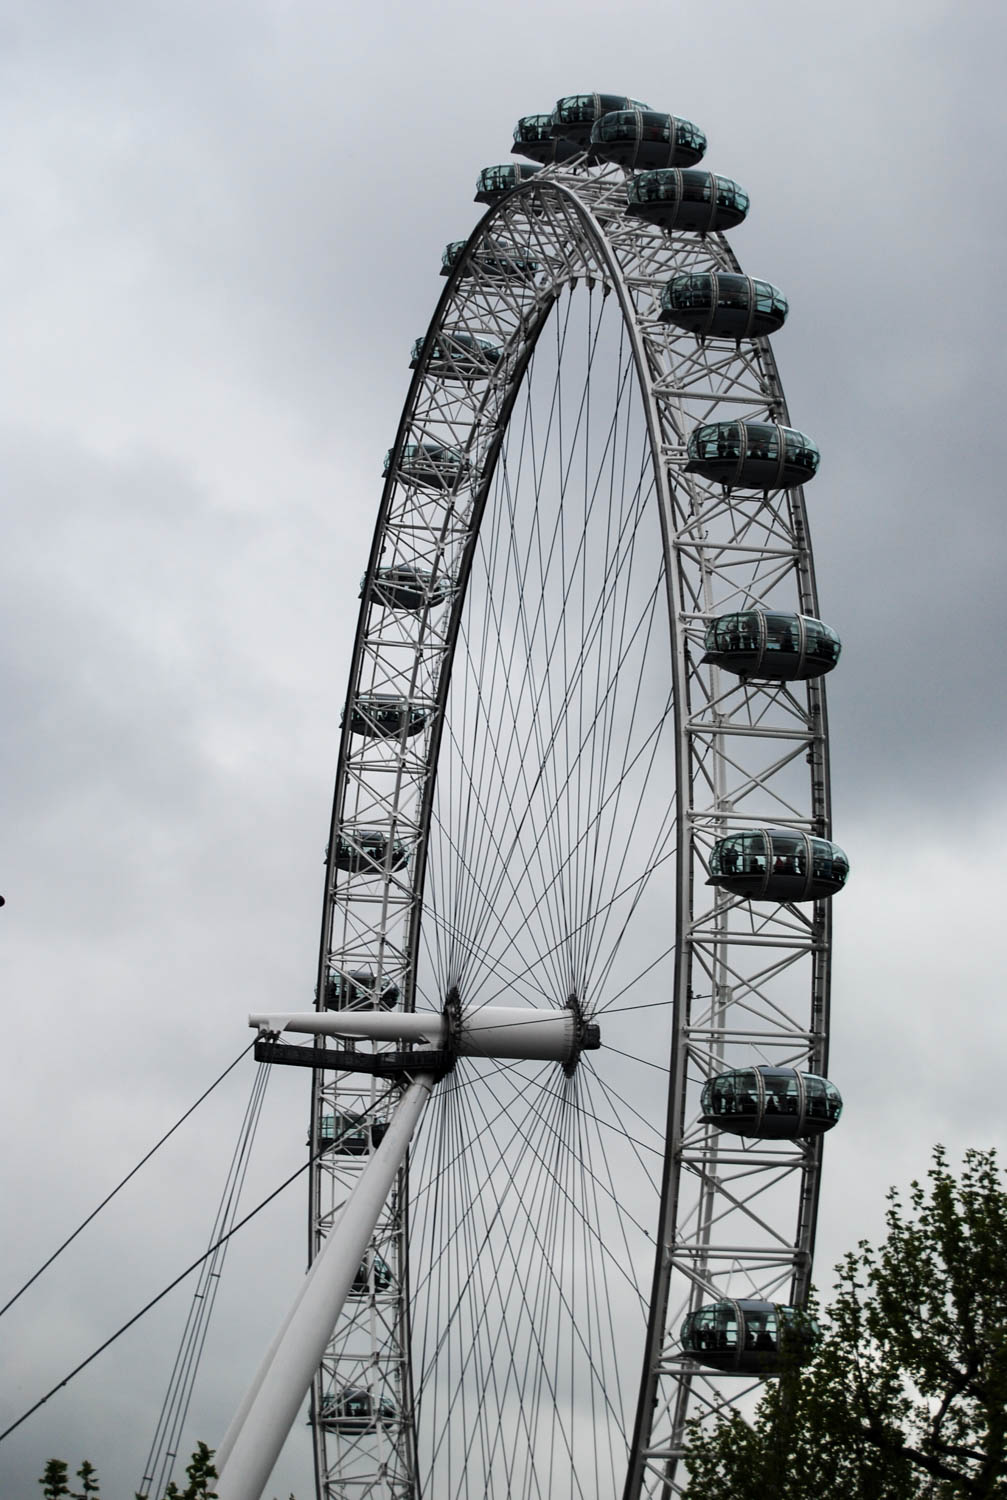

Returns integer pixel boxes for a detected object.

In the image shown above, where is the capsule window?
[804,619,825,655]
[718,275,749,310]
[694,424,739,461]
[593,112,628,142]
[681,174,712,204]
[771,835,805,876]
[719,426,744,459]
[765,614,799,653]
[694,1304,737,1351]
[597,93,634,113]
[741,832,767,873]
[715,614,759,653]
[710,831,765,876]
[733,1070,759,1111]
[744,1309,778,1351]
[747,425,780,462]
[708,1068,755,1115]
[718,177,749,213]
[786,431,820,468]
[708,615,730,651]
[514,115,553,143]
[679,274,707,307]
[710,834,746,876]
[707,1077,730,1114]
[481,166,511,192]
[753,280,775,313]
[763,1073,799,1116]
[810,838,830,877]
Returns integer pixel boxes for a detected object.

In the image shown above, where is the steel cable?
[137,1060,272,1497]
[0,1041,256,1322]
[0,1082,393,1446]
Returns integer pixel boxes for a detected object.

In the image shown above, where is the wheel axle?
[249,1002,602,1070]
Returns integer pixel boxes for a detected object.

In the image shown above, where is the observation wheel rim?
[310,157,833,1500]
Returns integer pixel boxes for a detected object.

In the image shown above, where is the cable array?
[0,1041,255,1323]
[0,1078,394,1448]
[137,1060,272,1497]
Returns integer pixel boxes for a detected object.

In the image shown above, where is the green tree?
[159,1440,217,1499]
[41,1443,217,1499]
[39,1460,70,1499]
[74,1461,101,1497]
[684,1147,1007,1499]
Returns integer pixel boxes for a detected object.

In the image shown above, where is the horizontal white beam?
[249,1003,584,1065]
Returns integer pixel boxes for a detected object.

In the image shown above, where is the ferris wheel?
[219,92,848,1500]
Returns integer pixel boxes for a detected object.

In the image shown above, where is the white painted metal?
[455,1004,578,1062]
[252,1011,445,1046]
[251,1005,580,1063]
[216,1076,434,1500]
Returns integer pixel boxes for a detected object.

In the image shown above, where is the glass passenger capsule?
[342,694,428,740]
[320,1113,390,1156]
[681,1299,817,1375]
[511,114,581,165]
[700,1066,843,1139]
[661,272,788,341]
[702,611,841,681]
[707,830,849,903]
[625,169,749,233]
[411,332,503,382]
[589,110,706,171]
[332,829,409,875]
[350,1253,394,1297]
[550,93,650,145]
[367,566,451,612]
[441,239,540,281]
[685,421,820,490]
[474,163,542,206]
[319,1388,397,1431]
[324,969,400,1012]
[383,441,469,488]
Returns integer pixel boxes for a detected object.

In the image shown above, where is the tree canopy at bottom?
[683,1147,1007,1499]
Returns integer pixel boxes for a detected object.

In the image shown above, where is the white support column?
[214,1074,435,1500]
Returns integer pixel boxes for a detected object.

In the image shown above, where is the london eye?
[219,91,847,1500]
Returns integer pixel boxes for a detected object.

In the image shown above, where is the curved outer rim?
[310,160,834,1500]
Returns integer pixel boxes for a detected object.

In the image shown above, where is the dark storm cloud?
[1,0,1004,1494]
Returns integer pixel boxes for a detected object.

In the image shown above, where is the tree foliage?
[37,1444,299,1499]
[39,1460,101,1499]
[38,1444,216,1499]
[684,1147,1007,1499]
[39,1459,71,1499]
[150,1441,217,1499]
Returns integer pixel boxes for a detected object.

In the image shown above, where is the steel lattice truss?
[309,154,833,1500]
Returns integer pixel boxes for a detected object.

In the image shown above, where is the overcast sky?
[2,0,1006,1495]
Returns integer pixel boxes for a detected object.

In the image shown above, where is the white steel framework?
[308,142,836,1500]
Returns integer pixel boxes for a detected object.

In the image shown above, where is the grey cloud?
[1,0,1004,1494]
